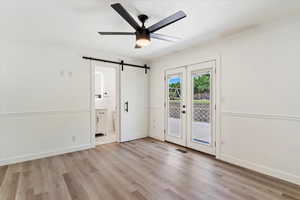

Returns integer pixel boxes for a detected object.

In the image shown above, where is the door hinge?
[164,102,166,108]
[215,104,217,110]
[164,129,166,135]
[164,76,166,81]
[215,141,217,147]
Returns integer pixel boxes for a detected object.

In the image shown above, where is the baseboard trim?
[0,144,93,166]
[120,135,149,143]
[220,154,300,186]
[96,135,117,145]
[149,135,164,142]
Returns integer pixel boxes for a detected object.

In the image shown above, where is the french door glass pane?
[192,71,211,145]
[167,75,182,138]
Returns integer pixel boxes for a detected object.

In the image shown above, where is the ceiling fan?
[98,3,187,48]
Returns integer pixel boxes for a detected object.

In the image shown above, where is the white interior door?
[165,68,187,146]
[120,67,148,142]
[187,62,216,155]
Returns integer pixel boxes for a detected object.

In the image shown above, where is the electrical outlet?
[152,119,156,128]
[72,136,76,143]
[60,70,65,77]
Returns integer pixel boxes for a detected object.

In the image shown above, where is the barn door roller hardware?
[82,56,149,74]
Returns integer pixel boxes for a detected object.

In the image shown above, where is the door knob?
[182,110,186,114]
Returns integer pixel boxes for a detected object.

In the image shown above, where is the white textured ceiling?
[1,0,300,60]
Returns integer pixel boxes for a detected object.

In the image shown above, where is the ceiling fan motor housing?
[136,28,150,41]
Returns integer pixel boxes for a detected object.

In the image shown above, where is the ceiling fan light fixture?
[136,38,150,47]
[136,30,151,47]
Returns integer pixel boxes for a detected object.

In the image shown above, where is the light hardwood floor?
[0,138,299,200]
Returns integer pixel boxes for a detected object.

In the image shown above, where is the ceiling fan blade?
[98,32,135,35]
[111,3,141,30]
[147,11,187,33]
[151,33,181,42]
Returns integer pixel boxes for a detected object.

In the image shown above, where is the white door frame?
[89,61,121,147]
[163,56,221,158]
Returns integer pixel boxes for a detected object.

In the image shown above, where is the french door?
[165,68,187,146]
[165,61,216,155]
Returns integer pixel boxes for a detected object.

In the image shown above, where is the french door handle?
[125,101,129,112]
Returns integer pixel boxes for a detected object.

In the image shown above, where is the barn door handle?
[125,101,129,112]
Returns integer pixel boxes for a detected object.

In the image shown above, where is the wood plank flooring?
[0,138,299,200]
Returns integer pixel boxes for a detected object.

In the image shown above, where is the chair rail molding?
[0,110,90,118]
[222,111,300,122]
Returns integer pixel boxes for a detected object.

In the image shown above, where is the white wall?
[149,17,300,185]
[0,41,143,165]
[95,66,116,134]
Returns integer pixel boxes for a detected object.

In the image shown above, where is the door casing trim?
[163,55,221,158]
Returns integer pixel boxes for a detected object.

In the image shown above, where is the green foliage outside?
[193,74,210,93]
[192,99,210,104]
[168,74,210,100]
[169,82,180,89]
[169,74,210,93]
[168,82,181,100]
[169,99,210,104]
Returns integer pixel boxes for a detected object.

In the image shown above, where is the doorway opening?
[94,65,119,145]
